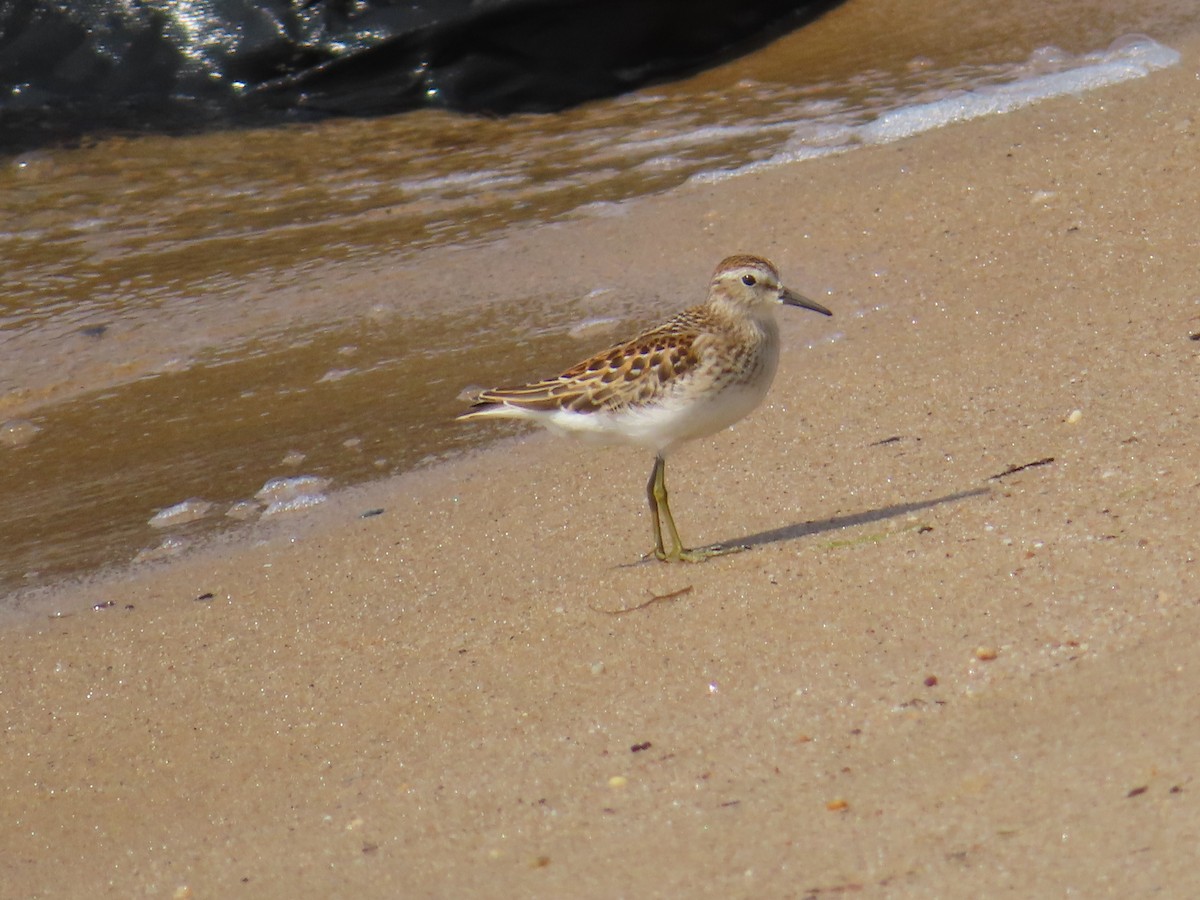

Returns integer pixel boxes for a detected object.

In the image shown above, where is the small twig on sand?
[989,457,1055,481]
[590,585,694,616]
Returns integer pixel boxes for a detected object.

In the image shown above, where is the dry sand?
[3,32,1199,900]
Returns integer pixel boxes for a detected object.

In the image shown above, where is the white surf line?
[692,36,1181,184]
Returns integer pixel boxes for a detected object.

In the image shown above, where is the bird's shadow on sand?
[720,486,991,552]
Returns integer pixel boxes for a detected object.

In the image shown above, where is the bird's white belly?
[543,376,771,454]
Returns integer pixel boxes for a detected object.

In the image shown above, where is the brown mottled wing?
[466,308,711,415]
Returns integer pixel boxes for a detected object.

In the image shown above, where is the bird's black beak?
[781,287,833,316]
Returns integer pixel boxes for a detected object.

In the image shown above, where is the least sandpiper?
[458,254,832,562]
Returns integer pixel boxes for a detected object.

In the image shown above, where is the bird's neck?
[705,297,778,342]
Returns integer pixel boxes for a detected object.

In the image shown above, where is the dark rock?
[0,0,842,152]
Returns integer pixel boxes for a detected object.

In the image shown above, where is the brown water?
[2,0,1198,597]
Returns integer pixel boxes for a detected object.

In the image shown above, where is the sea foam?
[691,36,1180,184]
[858,36,1180,144]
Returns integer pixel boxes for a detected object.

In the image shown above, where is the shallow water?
[1,0,1197,596]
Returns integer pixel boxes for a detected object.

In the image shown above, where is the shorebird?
[458,254,832,562]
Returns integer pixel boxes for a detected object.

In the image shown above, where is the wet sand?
[6,0,1199,596]
[4,30,1200,900]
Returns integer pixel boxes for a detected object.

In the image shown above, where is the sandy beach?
[4,23,1199,900]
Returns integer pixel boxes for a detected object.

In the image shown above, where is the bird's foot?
[653,543,749,563]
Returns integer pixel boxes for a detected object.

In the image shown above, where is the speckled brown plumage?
[458,254,833,562]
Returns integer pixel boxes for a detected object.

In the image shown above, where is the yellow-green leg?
[645,454,746,563]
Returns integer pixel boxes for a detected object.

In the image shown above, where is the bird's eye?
[741,274,756,286]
